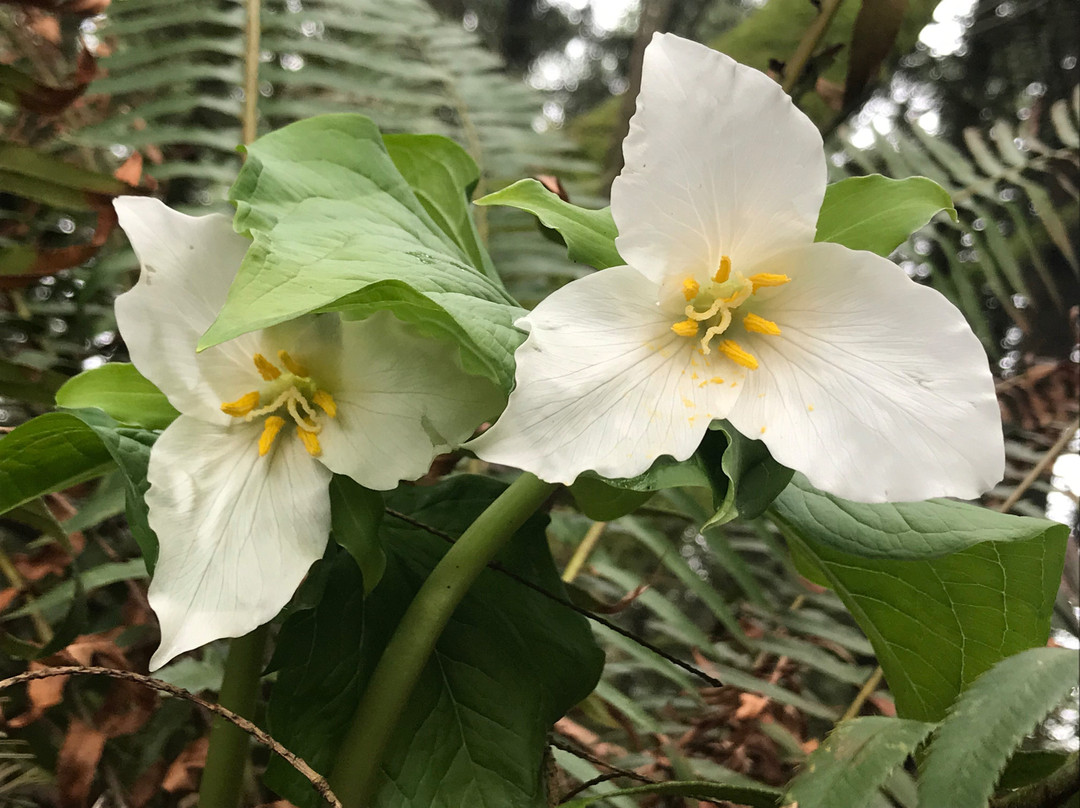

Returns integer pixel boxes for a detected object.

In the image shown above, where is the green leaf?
[703,423,794,528]
[815,175,956,256]
[383,133,500,285]
[560,780,781,808]
[0,412,115,517]
[568,475,653,521]
[65,408,160,572]
[267,476,604,808]
[780,488,1067,721]
[784,717,935,808]
[771,473,1065,559]
[476,179,623,269]
[329,476,386,593]
[320,279,524,391]
[202,114,516,350]
[56,363,180,430]
[918,647,1080,808]
[2,559,148,621]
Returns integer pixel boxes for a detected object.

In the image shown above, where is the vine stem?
[242,0,261,146]
[198,624,270,807]
[328,472,557,807]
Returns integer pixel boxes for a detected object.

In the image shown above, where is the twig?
[781,0,845,95]
[562,521,607,583]
[384,508,724,688]
[998,418,1079,514]
[242,0,261,146]
[0,665,341,808]
[839,665,884,722]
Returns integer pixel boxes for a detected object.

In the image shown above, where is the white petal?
[469,267,743,484]
[727,242,1004,502]
[611,33,825,285]
[315,310,504,490]
[114,197,262,424]
[145,415,332,669]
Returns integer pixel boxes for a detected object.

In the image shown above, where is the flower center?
[669,255,790,370]
[219,350,337,458]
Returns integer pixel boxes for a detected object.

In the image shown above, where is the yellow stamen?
[312,390,337,418]
[713,255,732,283]
[671,319,699,337]
[258,416,286,456]
[749,273,791,292]
[220,391,260,417]
[278,349,307,377]
[718,339,759,370]
[743,313,782,335]
[296,425,322,457]
[253,353,281,381]
[682,277,700,301]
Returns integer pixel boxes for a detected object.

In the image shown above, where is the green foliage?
[476,179,623,269]
[815,174,956,255]
[785,717,935,808]
[202,114,525,391]
[267,476,604,808]
[0,412,115,516]
[781,485,1067,721]
[560,780,782,807]
[328,476,385,593]
[55,363,179,430]
[918,647,1080,808]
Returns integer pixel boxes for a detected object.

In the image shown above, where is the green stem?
[329,472,557,808]
[198,624,269,808]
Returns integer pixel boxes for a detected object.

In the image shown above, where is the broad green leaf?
[784,717,935,808]
[56,363,180,430]
[783,509,1067,722]
[571,425,791,524]
[703,422,794,528]
[267,476,604,808]
[815,175,956,256]
[476,179,623,269]
[919,647,1080,808]
[771,473,1064,559]
[0,412,115,516]
[202,115,516,350]
[560,780,781,808]
[329,476,385,593]
[383,133,500,284]
[320,279,524,390]
[62,408,160,572]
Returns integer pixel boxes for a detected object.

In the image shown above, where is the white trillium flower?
[114,197,501,670]
[471,33,1003,502]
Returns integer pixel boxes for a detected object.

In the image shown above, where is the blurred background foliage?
[0,0,1077,805]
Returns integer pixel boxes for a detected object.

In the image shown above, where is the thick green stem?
[328,472,557,808]
[198,624,269,807]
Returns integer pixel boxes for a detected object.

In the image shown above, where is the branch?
[0,665,341,808]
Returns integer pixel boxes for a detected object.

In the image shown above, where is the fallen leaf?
[162,736,209,793]
[56,719,106,808]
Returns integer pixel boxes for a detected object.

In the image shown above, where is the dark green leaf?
[267,476,604,808]
[475,179,623,269]
[329,476,386,593]
[772,473,1064,559]
[782,501,1067,721]
[0,412,115,517]
[785,717,935,808]
[56,363,180,430]
[919,647,1080,808]
[815,175,956,256]
[703,423,794,528]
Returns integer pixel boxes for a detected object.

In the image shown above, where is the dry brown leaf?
[162,736,209,793]
[56,719,106,808]
[5,661,68,727]
[734,693,770,722]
